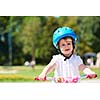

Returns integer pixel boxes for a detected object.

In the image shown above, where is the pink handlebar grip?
[34,76,46,81]
[34,77,40,80]
[86,74,97,79]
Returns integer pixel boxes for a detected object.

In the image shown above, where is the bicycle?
[35,74,97,83]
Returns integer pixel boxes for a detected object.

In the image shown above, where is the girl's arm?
[79,64,97,78]
[38,60,56,80]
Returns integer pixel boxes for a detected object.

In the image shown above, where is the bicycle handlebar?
[35,74,97,83]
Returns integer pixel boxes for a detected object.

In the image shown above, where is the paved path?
[80,79,100,83]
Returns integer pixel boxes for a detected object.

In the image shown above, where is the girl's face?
[58,37,73,57]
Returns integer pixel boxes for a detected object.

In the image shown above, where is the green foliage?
[35,16,59,64]
[0,16,100,65]
[76,16,100,55]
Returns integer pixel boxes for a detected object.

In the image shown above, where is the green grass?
[0,65,53,82]
[0,65,99,82]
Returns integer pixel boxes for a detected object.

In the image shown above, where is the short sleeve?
[49,55,58,65]
[76,56,83,66]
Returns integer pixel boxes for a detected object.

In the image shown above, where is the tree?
[15,16,42,64]
[35,16,59,64]
[76,16,100,55]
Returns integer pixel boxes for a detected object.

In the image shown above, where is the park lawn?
[0,65,99,82]
[0,65,54,82]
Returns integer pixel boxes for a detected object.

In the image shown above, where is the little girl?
[36,26,97,83]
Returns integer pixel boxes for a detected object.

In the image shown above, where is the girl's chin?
[64,53,72,56]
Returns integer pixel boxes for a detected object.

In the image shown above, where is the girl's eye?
[67,43,71,45]
[61,44,66,46]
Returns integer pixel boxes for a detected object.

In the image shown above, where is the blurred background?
[0,16,100,82]
[0,16,100,66]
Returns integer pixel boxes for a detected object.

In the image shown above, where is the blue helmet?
[53,26,77,49]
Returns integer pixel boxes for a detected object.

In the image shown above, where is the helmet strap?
[58,49,73,61]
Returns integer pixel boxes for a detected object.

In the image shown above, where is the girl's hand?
[55,77,65,83]
[35,76,46,81]
[35,74,46,81]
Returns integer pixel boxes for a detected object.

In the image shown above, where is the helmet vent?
[58,30,60,33]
